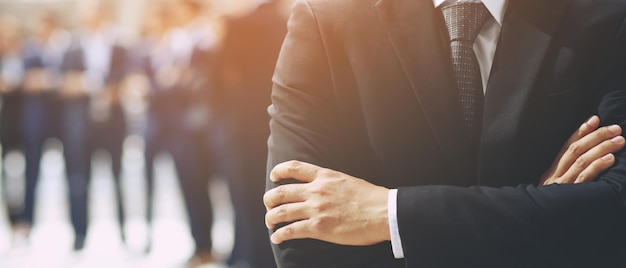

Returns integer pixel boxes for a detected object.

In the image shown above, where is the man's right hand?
[540,115,625,185]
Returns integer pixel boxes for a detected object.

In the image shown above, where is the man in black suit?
[263,0,626,266]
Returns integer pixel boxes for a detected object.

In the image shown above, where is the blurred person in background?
[58,46,91,252]
[60,2,120,250]
[134,3,170,254]
[19,10,70,245]
[167,0,220,264]
[0,14,26,245]
[138,0,218,265]
[219,0,288,267]
[61,0,130,250]
[75,0,130,247]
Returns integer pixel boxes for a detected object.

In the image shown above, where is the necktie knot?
[442,2,489,43]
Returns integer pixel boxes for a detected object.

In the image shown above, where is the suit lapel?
[375,0,475,184]
[480,0,569,185]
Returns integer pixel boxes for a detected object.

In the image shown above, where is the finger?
[560,115,600,156]
[263,184,308,210]
[579,115,600,136]
[270,220,314,244]
[553,124,622,177]
[559,135,625,183]
[543,115,600,177]
[574,154,615,184]
[270,160,322,183]
[265,202,311,229]
[542,116,600,184]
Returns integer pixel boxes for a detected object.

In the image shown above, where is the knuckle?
[309,184,327,196]
[281,224,293,238]
[567,143,582,156]
[310,217,326,232]
[276,186,287,201]
[264,186,286,207]
[278,204,288,217]
[591,128,607,140]
[574,156,588,169]
[598,140,612,150]
[600,126,614,137]
[287,160,301,174]
[312,201,328,213]
[317,168,335,178]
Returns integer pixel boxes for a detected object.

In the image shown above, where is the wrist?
[374,186,391,241]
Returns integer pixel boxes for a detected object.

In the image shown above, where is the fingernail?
[602,154,614,161]
[586,115,598,125]
[611,136,624,143]
[580,122,589,130]
[608,125,621,134]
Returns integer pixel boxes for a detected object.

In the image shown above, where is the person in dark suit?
[219,0,287,267]
[88,42,129,243]
[58,2,118,250]
[135,4,171,254]
[263,0,626,267]
[139,1,217,264]
[59,43,93,251]
[61,1,130,250]
[19,11,69,243]
[0,14,26,237]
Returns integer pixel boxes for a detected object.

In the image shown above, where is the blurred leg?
[1,91,24,227]
[229,120,276,268]
[1,148,23,226]
[112,147,125,242]
[61,98,91,251]
[143,111,161,252]
[21,96,47,228]
[170,133,213,255]
[108,104,127,242]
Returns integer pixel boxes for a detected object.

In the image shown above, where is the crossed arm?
[264,116,625,246]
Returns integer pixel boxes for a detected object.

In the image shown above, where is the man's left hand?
[264,161,390,245]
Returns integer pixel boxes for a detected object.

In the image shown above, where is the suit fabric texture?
[266,0,626,267]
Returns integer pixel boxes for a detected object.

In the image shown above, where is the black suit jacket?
[62,41,128,85]
[267,0,626,267]
[221,1,288,141]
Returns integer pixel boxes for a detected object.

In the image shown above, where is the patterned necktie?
[442,2,489,144]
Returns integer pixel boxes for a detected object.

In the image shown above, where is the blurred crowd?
[0,0,288,267]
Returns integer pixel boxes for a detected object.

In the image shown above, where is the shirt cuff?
[388,189,405,259]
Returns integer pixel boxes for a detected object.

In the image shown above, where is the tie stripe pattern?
[442,2,489,143]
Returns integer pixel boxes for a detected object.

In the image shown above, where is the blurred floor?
[0,136,234,268]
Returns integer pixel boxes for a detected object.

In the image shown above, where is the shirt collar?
[433,0,507,26]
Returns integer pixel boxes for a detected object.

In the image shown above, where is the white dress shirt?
[81,29,113,93]
[1,54,24,89]
[389,0,508,259]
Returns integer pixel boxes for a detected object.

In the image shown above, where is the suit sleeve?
[266,1,403,267]
[397,18,626,267]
